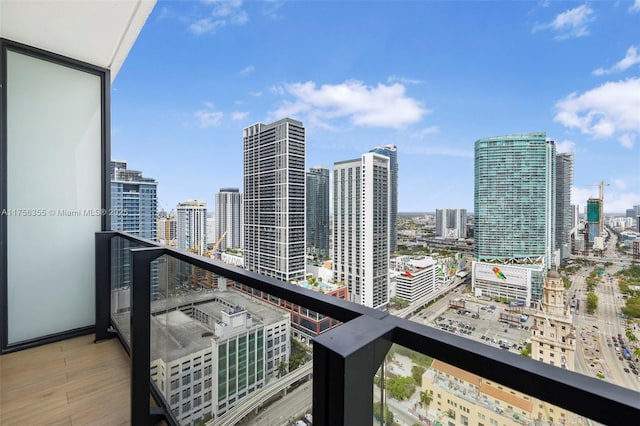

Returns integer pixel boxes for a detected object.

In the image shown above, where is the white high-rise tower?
[333,152,390,309]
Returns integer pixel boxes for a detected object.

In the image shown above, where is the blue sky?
[112,0,640,214]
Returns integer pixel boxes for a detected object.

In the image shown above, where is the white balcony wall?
[6,50,102,344]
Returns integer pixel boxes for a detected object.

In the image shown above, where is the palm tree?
[419,391,432,408]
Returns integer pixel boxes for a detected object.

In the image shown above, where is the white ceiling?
[0,0,156,82]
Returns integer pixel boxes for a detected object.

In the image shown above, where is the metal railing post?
[95,231,115,342]
[313,315,395,425]
[130,246,165,425]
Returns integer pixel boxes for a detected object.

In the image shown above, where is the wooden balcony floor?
[0,334,130,426]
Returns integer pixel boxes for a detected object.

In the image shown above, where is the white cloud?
[533,4,595,39]
[270,85,285,96]
[262,0,285,20]
[406,145,473,158]
[270,80,429,129]
[593,46,640,75]
[555,140,576,153]
[239,65,255,75]
[195,107,224,127]
[387,75,423,85]
[554,78,640,148]
[189,18,225,35]
[411,126,440,139]
[618,134,636,149]
[232,111,249,121]
[630,0,640,14]
[189,0,248,35]
[572,186,640,213]
[249,91,263,97]
[612,178,628,190]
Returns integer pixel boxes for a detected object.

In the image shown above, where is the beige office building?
[422,360,584,425]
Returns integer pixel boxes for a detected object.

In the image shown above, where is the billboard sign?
[509,300,525,307]
[473,262,529,287]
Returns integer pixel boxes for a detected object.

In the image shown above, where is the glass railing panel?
[110,235,140,342]
[375,344,603,426]
[150,255,322,426]
[109,234,158,345]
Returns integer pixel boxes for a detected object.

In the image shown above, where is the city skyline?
[112,1,640,213]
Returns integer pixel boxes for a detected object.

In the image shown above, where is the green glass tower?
[474,132,555,302]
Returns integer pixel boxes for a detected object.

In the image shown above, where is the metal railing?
[96,231,640,425]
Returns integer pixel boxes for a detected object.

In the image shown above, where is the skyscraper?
[157,210,177,247]
[110,160,157,240]
[370,144,398,252]
[333,153,390,309]
[177,200,207,255]
[306,166,330,260]
[215,188,242,251]
[435,208,467,239]
[110,160,159,299]
[473,132,555,304]
[555,152,574,261]
[243,118,305,282]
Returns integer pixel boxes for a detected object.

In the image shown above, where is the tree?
[420,390,432,408]
[386,376,416,400]
[373,402,394,426]
[277,361,287,377]
[520,343,532,357]
[412,365,426,386]
[587,292,599,314]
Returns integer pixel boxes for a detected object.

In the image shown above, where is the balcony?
[1,3,639,424]
[3,231,639,425]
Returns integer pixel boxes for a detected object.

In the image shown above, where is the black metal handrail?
[96,231,640,425]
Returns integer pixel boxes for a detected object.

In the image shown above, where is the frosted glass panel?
[6,50,102,344]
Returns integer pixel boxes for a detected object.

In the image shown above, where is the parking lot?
[427,296,533,353]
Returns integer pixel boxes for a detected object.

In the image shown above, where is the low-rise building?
[149,290,290,425]
[422,360,585,426]
[393,256,437,304]
[233,279,348,341]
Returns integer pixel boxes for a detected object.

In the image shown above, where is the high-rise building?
[435,208,467,239]
[473,132,555,304]
[586,198,602,244]
[243,118,305,282]
[110,160,157,240]
[571,204,580,229]
[215,188,242,251]
[333,153,390,309]
[110,160,159,299]
[370,145,398,252]
[555,152,574,262]
[306,166,330,259]
[206,213,215,246]
[157,210,177,247]
[177,200,207,255]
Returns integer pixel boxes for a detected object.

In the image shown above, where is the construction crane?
[187,235,206,288]
[204,231,227,259]
[198,231,228,289]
